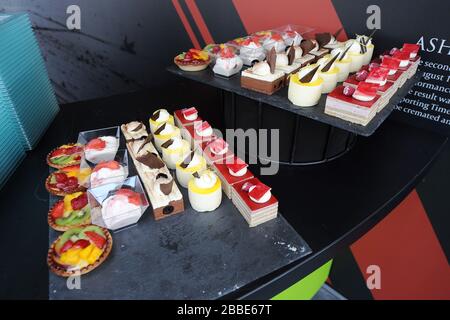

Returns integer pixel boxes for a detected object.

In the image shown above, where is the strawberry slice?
[116,189,142,206]
[71,193,88,210]
[343,86,356,96]
[51,201,65,219]
[66,176,79,187]
[249,183,271,201]
[72,239,90,249]
[60,240,74,253]
[355,70,369,81]
[93,160,121,173]
[85,231,106,249]
[51,148,66,158]
[85,138,106,150]
[54,172,68,183]
[368,62,380,71]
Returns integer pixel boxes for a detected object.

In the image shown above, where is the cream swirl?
[251,61,271,76]
[193,170,217,189]
[153,109,170,122]
[276,53,289,67]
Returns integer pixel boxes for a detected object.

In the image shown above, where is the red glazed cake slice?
[213,156,254,198]
[325,84,381,126]
[231,177,278,227]
[174,107,202,128]
[199,137,234,165]
[182,121,216,148]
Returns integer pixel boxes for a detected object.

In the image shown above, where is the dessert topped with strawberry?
[194,121,213,138]
[49,191,91,231]
[213,46,243,77]
[243,181,273,204]
[46,165,89,196]
[48,225,112,276]
[174,48,210,72]
[282,30,303,46]
[262,33,286,53]
[227,157,249,177]
[352,82,379,102]
[47,143,83,169]
[90,160,127,188]
[238,36,265,66]
[380,56,401,75]
[174,107,202,128]
[401,43,420,59]
[391,51,410,68]
[182,107,198,121]
[84,136,119,164]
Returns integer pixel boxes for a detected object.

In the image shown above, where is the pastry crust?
[47,227,113,277]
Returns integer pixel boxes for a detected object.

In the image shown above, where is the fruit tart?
[47,225,112,277]
[48,192,91,231]
[45,165,89,196]
[174,48,210,71]
[47,143,83,169]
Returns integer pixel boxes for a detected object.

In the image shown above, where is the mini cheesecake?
[153,122,181,151]
[183,120,215,148]
[188,170,222,212]
[346,39,365,73]
[90,160,127,188]
[331,46,352,82]
[84,136,119,164]
[149,109,175,134]
[174,107,201,128]
[325,83,382,126]
[213,156,254,198]
[175,151,207,188]
[288,64,323,107]
[317,53,340,93]
[241,48,285,95]
[161,137,191,169]
[199,137,234,165]
[231,178,278,227]
[344,67,395,112]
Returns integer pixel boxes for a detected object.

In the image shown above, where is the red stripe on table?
[171,0,201,49]
[351,190,450,300]
[185,0,215,45]
[231,0,348,41]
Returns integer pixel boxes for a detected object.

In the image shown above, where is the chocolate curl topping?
[359,39,367,54]
[287,46,295,65]
[300,39,315,55]
[333,28,343,39]
[316,33,331,47]
[180,150,195,169]
[161,139,174,149]
[320,53,340,72]
[159,179,173,195]
[150,110,160,121]
[299,65,320,83]
[136,152,165,169]
[339,45,351,61]
[266,47,276,73]
[136,135,153,153]
[192,172,200,179]
[131,122,143,132]
[154,122,166,135]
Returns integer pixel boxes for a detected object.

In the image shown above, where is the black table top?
[167,65,422,137]
[0,79,446,299]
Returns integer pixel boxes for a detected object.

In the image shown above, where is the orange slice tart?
[48,192,91,231]
[48,225,112,277]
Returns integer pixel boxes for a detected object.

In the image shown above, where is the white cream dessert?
[317,53,340,93]
[153,122,181,151]
[288,64,323,107]
[101,188,144,230]
[346,39,365,73]
[175,151,207,188]
[161,137,191,169]
[121,121,148,141]
[90,160,127,188]
[84,136,119,164]
[331,46,352,82]
[149,109,175,134]
[318,29,345,50]
[188,170,222,212]
[262,33,286,53]
[275,50,301,79]
[239,37,265,66]
[357,34,375,65]
[213,47,243,77]
[241,60,284,82]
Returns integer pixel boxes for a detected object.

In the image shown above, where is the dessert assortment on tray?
[173,24,421,127]
[45,108,279,277]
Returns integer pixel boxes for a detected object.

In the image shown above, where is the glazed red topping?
[54,172,68,183]
[389,47,400,55]
[249,183,271,201]
[182,107,198,118]
[51,145,83,158]
[355,70,369,81]
[241,181,255,192]
[60,240,74,254]
[366,67,389,83]
[85,231,106,249]
[116,188,141,206]
[71,193,88,210]
[355,82,379,97]
[209,138,228,154]
[381,56,400,70]
[72,239,90,249]
[226,157,248,174]
[343,86,356,96]
[93,160,121,173]
[66,176,79,186]
[85,138,106,151]
[368,62,380,71]
[51,201,65,219]
[195,121,211,133]
[241,37,260,46]
[219,47,235,59]
[402,43,420,55]
[392,51,410,61]
[271,33,283,41]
